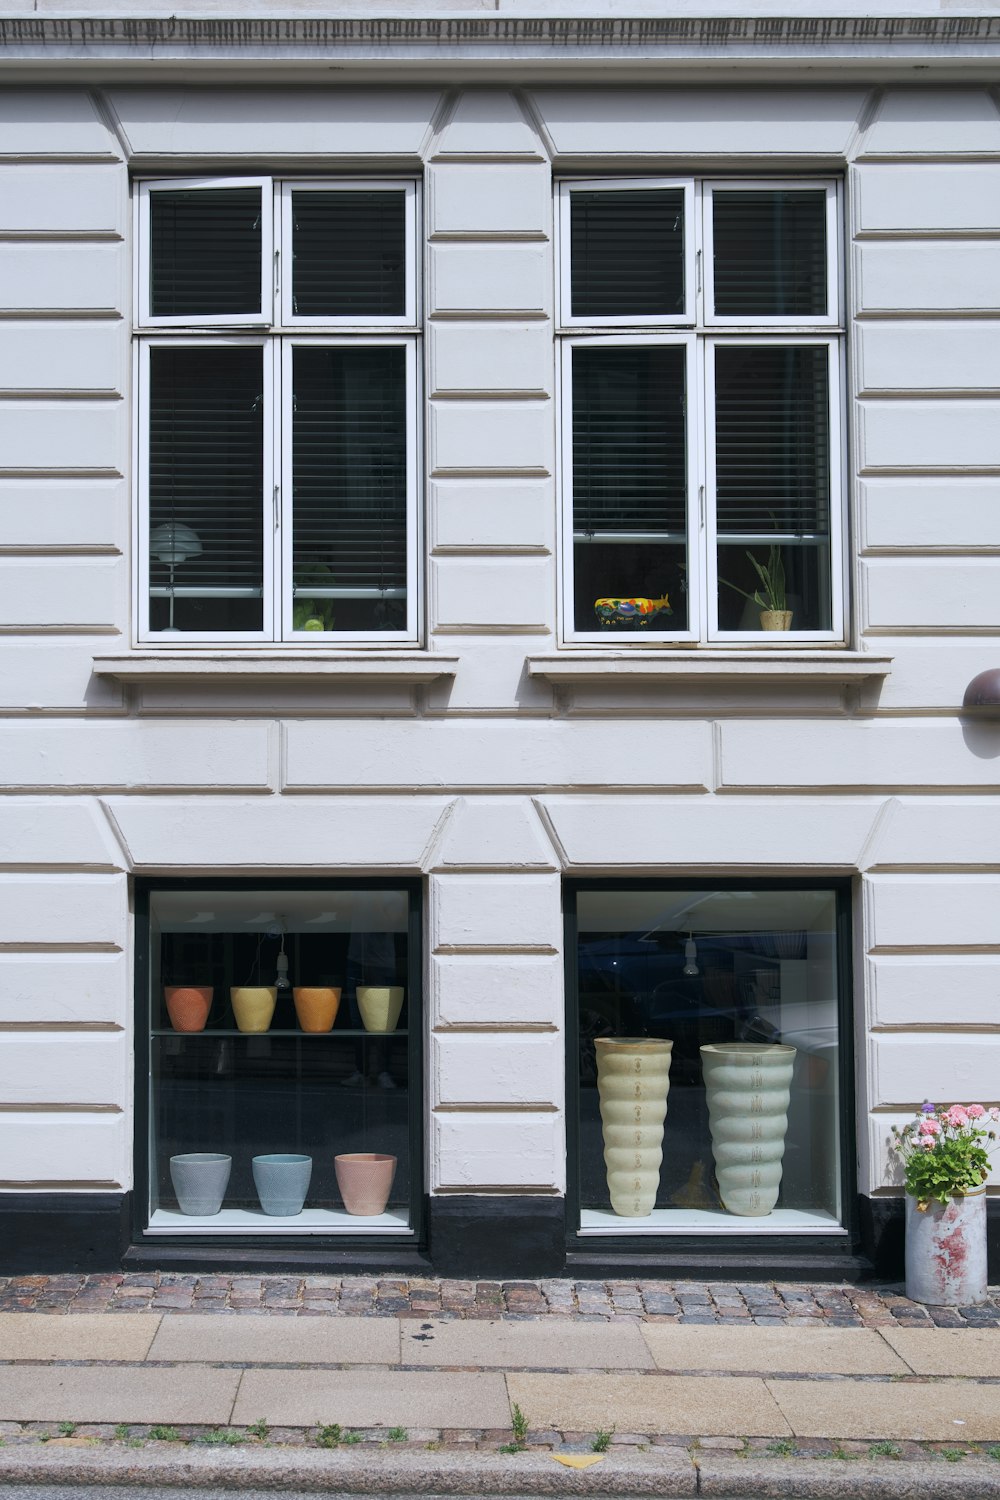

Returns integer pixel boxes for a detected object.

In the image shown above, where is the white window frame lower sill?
[527,650,892,686]
[93,652,458,685]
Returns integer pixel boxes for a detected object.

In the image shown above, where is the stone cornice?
[2,13,1000,57]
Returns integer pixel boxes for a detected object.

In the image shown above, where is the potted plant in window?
[892,1102,998,1306]
[722,545,792,631]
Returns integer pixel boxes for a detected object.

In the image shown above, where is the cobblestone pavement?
[2,1273,999,1324]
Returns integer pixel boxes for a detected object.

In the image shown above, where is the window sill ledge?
[92,652,459,685]
[527,650,893,686]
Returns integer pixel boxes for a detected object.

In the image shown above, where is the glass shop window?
[142,884,418,1237]
[573,885,845,1235]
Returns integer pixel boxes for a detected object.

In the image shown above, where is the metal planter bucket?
[905,1188,987,1306]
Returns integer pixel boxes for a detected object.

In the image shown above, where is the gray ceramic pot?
[169,1153,231,1216]
[252,1153,312,1216]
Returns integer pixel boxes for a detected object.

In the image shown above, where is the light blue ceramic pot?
[169,1153,231,1216]
[252,1153,312,1216]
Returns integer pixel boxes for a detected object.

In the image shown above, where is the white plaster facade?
[2,0,1000,1270]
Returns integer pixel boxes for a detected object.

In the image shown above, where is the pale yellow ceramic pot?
[230,986,277,1033]
[293,986,341,1033]
[356,985,404,1033]
[595,1037,673,1217]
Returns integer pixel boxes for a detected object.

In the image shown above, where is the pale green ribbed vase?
[701,1042,796,1217]
[595,1037,673,1217]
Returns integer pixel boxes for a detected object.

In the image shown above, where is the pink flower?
[919,1118,941,1136]
[922,1137,935,1150]
[946,1106,970,1128]
[967,1105,986,1119]
[991,1109,1000,1123]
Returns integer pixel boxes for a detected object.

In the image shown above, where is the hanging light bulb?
[683,932,699,977]
[275,921,292,997]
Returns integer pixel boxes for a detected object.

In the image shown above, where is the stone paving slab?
[232,1368,511,1429]
[506,1371,791,1437]
[148,1313,401,1365]
[641,1324,909,1375]
[0,1364,240,1424]
[402,1316,654,1369]
[0,1312,161,1362]
[770,1376,1000,1440]
[881,1326,1000,1375]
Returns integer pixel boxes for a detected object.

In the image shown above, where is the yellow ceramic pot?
[230,986,277,1033]
[293,986,341,1033]
[356,985,404,1033]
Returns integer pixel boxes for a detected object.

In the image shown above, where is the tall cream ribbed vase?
[700,1042,796,1216]
[595,1037,673,1217]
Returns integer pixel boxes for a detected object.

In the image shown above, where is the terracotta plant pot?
[230,985,277,1033]
[252,1153,313,1217]
[164,985,212,1033]
[356,986,404,1033]
[293,986,341,1033]
[759,610,793,631]
[334,1152,397,1216]
[169,1152,231,1216]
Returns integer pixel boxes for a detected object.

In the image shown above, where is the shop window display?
[139,884,418,1237]
[573,885,845,1235]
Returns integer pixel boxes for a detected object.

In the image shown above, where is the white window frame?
[134,175,421,648]
[557,178,697,328]
[702,180,841,328]
[559,333,702,644]
[557,174,846,647]
[279,180,419,329]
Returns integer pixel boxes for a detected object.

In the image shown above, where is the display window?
[135,881,421,1239]
[568,882,850,1238]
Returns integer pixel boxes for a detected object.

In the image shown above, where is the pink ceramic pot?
[334,1153,397,1216]
[164,986,212,1033]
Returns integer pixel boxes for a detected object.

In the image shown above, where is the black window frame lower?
[563,876,857,1262]
[132,875,424,1256]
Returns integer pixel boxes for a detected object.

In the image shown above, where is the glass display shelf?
[147,1207,413,1236]
[151,1029,408,1038]
[579,1207,844,1236]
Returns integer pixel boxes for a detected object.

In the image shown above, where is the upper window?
[559,178,844,644]
[135,178,419,644]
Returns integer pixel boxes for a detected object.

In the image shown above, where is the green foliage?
[316,1422,361,1448]
[114,1425,130,1441]
[868,1441,901,1459]
[197,1428,244,1446]
[721,545,787,613]
[892,1103,997,1208]
[511,1403,529,1444]
[57,1422,77,1437]
[386,1427,408,1442]
[941,1449,967,1463]
[149,1425,180,1442]
[246,1418,269,1442]
[592,1427,614,1453]
[766,1439,795,1458]
[498,1442,526,1455]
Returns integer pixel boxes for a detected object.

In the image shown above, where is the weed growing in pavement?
[246,1418,269,1442]
[114,1425,129,1441]
[424,1441,441,1452]
[511,1403,529,1444]
[592,1427,614,1453]
[828,1445,860,1461]
[197,1428,244,1446]
[316,1422,362,1448]
[868,1441,902,1460]
[386,1427,408,1442]
[941,1449,967,1463]
[57,1422,77,1437]
[148,1426,180,1442]
[988,1446,1000,1462]
[766,1439,795,1458]
[498,1443,525,1455]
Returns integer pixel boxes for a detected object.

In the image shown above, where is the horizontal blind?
[291,190,406,318]
[570,189,685,318]
[713,190,827,318]
[150,187,263,319]
[573,345,687,537]
[292,346,407,624]
[714,345,830,538]
[148,346,265,604]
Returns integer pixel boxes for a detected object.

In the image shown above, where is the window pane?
[150,187,262,318]
[291,190,406,318]
[713,189,828,318]
[148,888,414,1233]
[572,345,687,632]
[292,346,407,634]
[148,346,264,634]
[570,189,685,318]
[715,345,831,631]
[576,886,842,1230]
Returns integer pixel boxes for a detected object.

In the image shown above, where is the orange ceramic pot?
[293,986,341,1033]
[334,1153,397,1216]
[164,986,212,1033]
